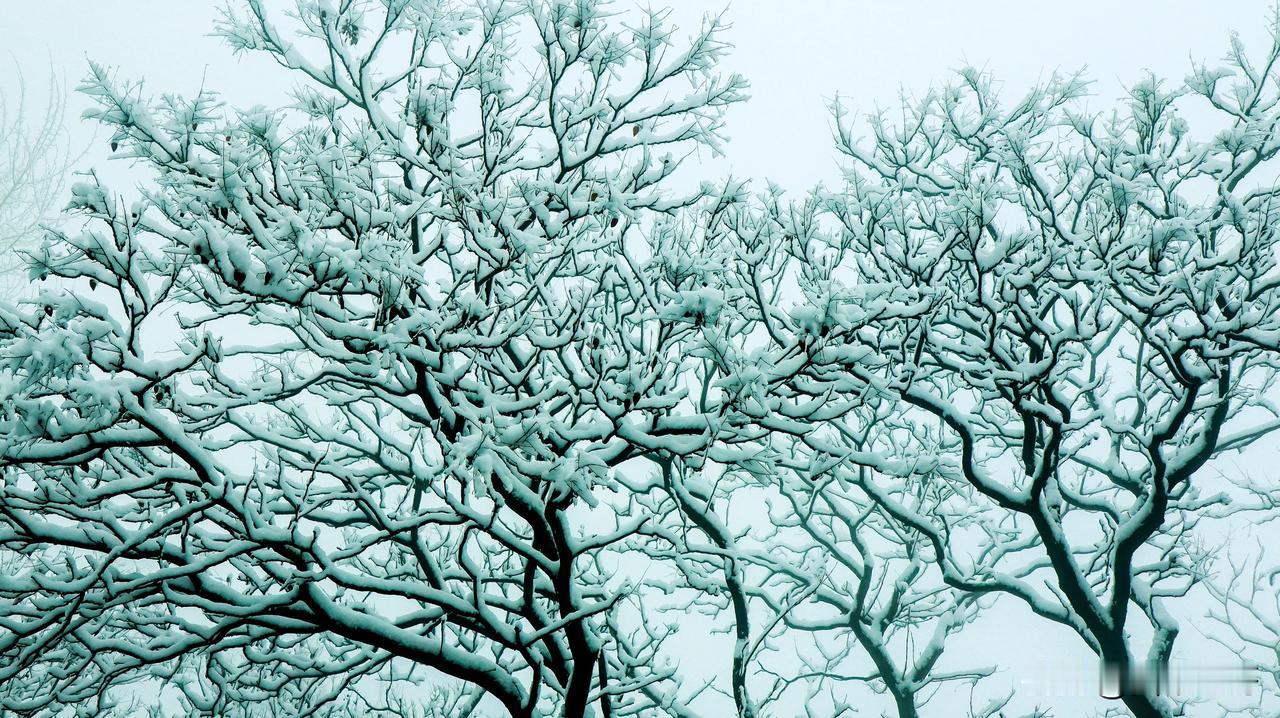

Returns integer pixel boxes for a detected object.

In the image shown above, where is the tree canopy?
[2,2,1280,718]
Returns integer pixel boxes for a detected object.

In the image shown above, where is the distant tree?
[0,62,78,299]
[816,21,1280,718]
[1202,546,1280,716]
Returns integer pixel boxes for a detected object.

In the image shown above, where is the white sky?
[4,2,1279,715]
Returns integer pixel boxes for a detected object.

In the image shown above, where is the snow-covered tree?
[0,1,771,715]
[628,187,997,718]
[815,21,1280,718]
[6,3,1280,718]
